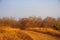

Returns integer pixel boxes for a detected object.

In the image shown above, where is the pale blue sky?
[0,0,60,19]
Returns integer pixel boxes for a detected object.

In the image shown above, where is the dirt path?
[22,30,60,40]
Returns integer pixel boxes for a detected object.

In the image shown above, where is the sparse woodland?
[0,16,60,40]
[0,16,60,30]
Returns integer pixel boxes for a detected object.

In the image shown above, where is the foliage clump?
[0,16,60,30]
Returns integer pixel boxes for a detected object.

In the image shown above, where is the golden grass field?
[0,26,60,40]
[0,26,33,40]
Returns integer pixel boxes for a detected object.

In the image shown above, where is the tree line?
[0,16,60,30]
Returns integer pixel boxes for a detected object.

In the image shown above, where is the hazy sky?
[0,0,60,19]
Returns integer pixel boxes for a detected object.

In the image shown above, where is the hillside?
[22,30,60,40]
[0,16,60,40]
[0,26,60,40]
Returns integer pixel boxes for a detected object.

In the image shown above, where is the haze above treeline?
[0,0,60,19]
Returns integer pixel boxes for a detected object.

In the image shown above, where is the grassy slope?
[0,26,60,40]
[26,27,60,37]
[0,26,33,40]
[22,30,60,40]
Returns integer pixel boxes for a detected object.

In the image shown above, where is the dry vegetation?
[0,26,33,40]
[26,27,60,37]
[0,16,60,40]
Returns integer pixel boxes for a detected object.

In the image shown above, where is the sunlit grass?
[0,26,33,40]
[26,27,60,37]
